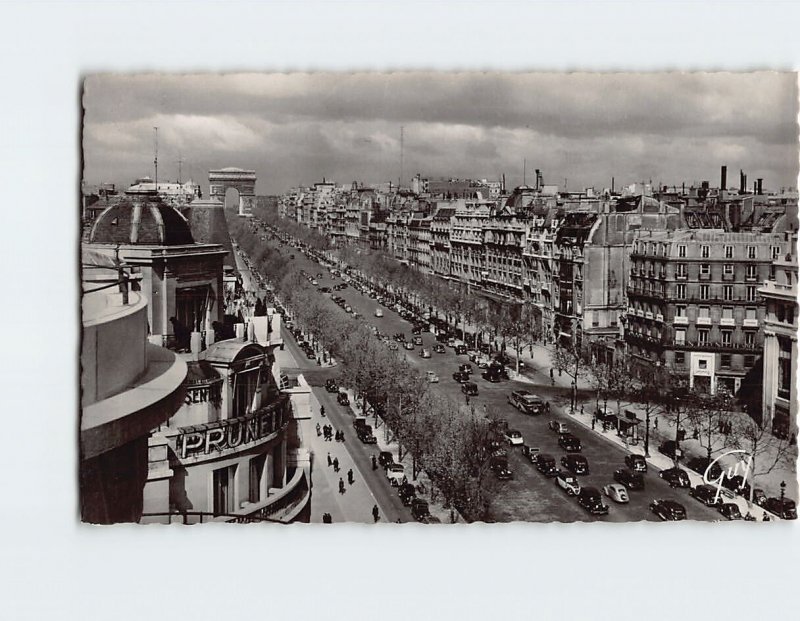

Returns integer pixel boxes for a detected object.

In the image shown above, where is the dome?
[89,198,194,246]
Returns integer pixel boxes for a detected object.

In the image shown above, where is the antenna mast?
[153,127,159,192]
[177,152,183,184]
[399,126,404,190]
[523,158,527,186]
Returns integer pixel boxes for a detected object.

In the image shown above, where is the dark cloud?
[82,72,799,194]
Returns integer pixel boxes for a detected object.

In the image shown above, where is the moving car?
[508,390,550,415]
[490,453,513,480]
[461,382,479,396]
[452,371,470,383]
[386,464,406,486]
[433,344,446,354]
[555,472,581,496]
[481,363,508,383]
[659,467,690,489]
[535,454,559,477]
[650,499,687,521]
[420,348,431,359]
[378,451,394,469]
[337,392,350,406]
[504,429,524,446]
[454,344,468,355]
[426,371,440,383]
[357,424,377,444]
[613,468,645,491]
[325,379,339,393]
[458,363,473,375]
[603,483,629,504]
[548,420,569,435]
[558,433,582,452]
[561,454,589,475]
[412,336,423,346]
[521,445,540,463]
[374,309,384,318]
[718,503,742,520]
[577,487,609,515]
[764,497,797,520]
[625,454,648,473]
[403,341,415,350]
[689,484,724,507]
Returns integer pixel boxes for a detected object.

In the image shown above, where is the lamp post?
[780,480,786,505]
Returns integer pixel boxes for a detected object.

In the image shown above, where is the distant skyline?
[82,72,799,196]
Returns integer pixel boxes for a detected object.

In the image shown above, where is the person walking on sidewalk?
[316,423,321,436]
[327,452,332,467]
[339,478,346,495]
[371,454,378,470]
[320,405,326,417]
[372,504,380,523]
[333,457,339,472]
[591,417,596,431]
[347,468,354,485]
[654,417,659,430]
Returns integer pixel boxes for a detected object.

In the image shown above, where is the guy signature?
[703,449,752,504]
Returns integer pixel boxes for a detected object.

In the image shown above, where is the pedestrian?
[347,469,354,485]
[654,417,659,430]
[580,404,584,416]
[371,454,378,470]
[558,368,562,377]
[320,405,326,417]
[591,417,596,431]
[372,504,380,523]
[339,478,346,494]
[549,368,554,381]
[333,457,339,472]
[316,422,321,436]
[327,452,332,467]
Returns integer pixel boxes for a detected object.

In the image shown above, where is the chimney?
[611,176,615,193]
[757,178,763,195]
[720,165,727,190]
[501,173,506,194]
[535,169,541,190]
[753,181,757,195]
[740,170,746,194]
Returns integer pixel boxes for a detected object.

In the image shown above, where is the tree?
[497,305,530,378]
[630,365,670,457]
[685,387,736,463]
[551,338,590,412]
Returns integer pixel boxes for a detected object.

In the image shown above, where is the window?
[746,285,758,301]
[744,355,755,368]
[723,263,734,276]
[698,306,710,319]
[787,304,795,325]
[700,263,711,277]
[675,283,686,298]
[677,263,687,278]
[747,246,757,259]
[698,329,709,344]
[213,465,237,516]
[249,455,266,503]
[720,353,732,368]
[721,330,732,346]
[675,305,686,317]
[678,245,686,258]
[745,307,757,321]
[662,244,668,257]
[675,351,685,365]
[700,284,710,300]
[699,359,708,369]
[675,329,686,345]
[725,245,733,259]
[746,264,758,280]
[701,245,710,258]
[772,245,782,259]
[778,337,792,400]
[723,285,734,301]
[744,331,755,347]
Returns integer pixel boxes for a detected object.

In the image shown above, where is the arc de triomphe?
[208,167,256,216]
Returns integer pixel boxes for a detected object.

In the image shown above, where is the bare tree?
[685,387,737,463]
[551,340,590,412]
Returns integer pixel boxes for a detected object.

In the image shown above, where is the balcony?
[655,313,664,322]
[673,316,689,325]
[696,316,712,326]
[645,311,654,320]
[743,318,760,328]
[230,468,311,523]
[719,317,736,327]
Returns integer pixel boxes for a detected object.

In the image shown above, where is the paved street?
[279,242,728,523]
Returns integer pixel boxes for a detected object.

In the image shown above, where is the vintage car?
[603,483,630,504]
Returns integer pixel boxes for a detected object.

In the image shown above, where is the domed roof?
[89,198,194,246]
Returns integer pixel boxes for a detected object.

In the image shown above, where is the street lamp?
[780,480,786,505]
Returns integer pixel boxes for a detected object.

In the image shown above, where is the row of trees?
[234,215,501,521]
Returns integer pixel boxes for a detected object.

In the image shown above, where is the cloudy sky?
[82,72,798,195]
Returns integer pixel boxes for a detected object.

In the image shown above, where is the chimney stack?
[753,181,757,195]
[740,170,747,194]
[611,176,615,193]
[757,178,763,195]
[720,165,727,190]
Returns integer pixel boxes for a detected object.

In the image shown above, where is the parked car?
[504,429,524,446]
[558,433,582,452]
[388,342,399,351]
[508,390,550,415]
[625,454,648,473]
[386,464,407,486]
[548,420,569,435]
[455,344,468,355]
[411,325,421,335]
[521,445,540,463]
[337,392,350,406]
[752,488,768,507]
[718,503,742,520]
[658,440,684,460]
[374,309,384,318]
[613,468,645,491]
[555,472,581,496]
[577,487,609,515]
[490,455,513,480]
[535,454,559,477]
[378,451,394,469]
[411,498,433,522]
[426,371,440,383]
[481,364,507,383]
[412,336,423,346]
[420,348,431,359]
[452,371,470,383]
[393,333,405,342]
[561,454,589,475]
[458,363,473,375]
[720,475,751,498]
[659,467,691,488]
[764,497,797,520]
[461,382,479,396]
[603,483,630,504]
[687,457,723,481]
[357,424,377,444]
[398,482,416,506]
[433,343,446,354]
[325,379,339,393]
[650,499,687,521]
